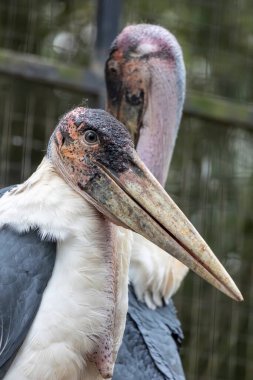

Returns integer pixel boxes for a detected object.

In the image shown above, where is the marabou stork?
[0,107,242,380]
[105,24,189,379]
[106,24,188,309]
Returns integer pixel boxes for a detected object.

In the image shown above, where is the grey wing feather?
[113,286,185,380]
[0,186,57,378]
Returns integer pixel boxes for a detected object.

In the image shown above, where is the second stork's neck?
[137,58,185,187]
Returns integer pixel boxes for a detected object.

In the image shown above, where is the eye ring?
[84,130,99,145]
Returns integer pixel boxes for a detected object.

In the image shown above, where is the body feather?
[0,158,131,379]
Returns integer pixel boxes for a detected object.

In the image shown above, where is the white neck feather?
[1,157,132,380]
[0,157,100,240]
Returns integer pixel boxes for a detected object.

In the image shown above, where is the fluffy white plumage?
[130,236,188,309]
[1,158,132,380]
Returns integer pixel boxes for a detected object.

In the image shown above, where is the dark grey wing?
[0,186,57,378]
[0,186,17,197]
[113,286,185,380]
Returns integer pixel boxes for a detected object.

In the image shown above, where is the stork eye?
[107,60,119,76]
[110,67,117,74]
[84,130,98,145]
[125,90,144,106]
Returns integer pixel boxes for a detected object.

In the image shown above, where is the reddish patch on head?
[54,107,89,164]
[67,120,79,140]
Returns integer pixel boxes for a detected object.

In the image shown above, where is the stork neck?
[0,157,131,378]
[137,60,185,187]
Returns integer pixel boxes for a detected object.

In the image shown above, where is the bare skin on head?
[50,107,242,305]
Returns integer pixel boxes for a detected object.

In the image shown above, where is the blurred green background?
[0,1,253,379]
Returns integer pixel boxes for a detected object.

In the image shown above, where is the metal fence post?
[95,0,122,63]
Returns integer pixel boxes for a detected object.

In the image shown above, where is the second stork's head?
[105,24,185,186]
[48,106,242,302]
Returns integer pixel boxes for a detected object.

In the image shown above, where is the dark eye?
[110,67,117,74]
[125,89,144,106]
[84,130,98,145]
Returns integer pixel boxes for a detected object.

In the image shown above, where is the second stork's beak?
[84,151,242,302]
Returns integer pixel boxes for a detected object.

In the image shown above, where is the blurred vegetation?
[0,0,96,64]
[123,0,253,103]
[1,0,253,102]
[0,1,253,380]
[168,117,253,379]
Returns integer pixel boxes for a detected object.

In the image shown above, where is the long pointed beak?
[82,152,242,302]
[107,99,141,146]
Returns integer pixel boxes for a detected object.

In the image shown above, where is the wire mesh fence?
[0,0,96,64]
[0,1,253,379]
[169,116,253,379]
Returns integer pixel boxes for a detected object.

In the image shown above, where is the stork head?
[48,106,242,302]
[105,24,186,185]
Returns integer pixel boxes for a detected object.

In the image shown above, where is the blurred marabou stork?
[106,24,189,308]
[105,24,189,379]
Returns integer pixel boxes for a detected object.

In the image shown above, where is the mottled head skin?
[105,24,186,185]
[47,107,242,332]
[48,107,135,192]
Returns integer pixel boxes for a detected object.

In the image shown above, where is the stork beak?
[107,97,142,146]
[83,151,242,302]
